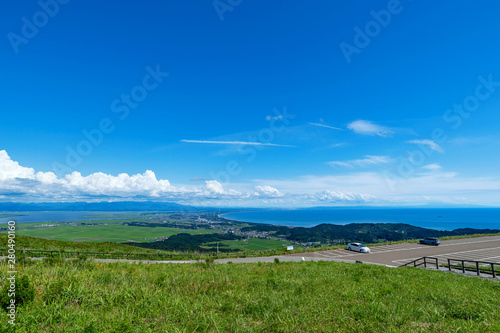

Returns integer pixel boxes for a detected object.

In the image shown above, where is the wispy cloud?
[190,177,205,181]
[180,140,296,147]
[347,120,393,137]
[308,122,343,130]
[449,136,500,146]
[266,115,283,121]
[254,171,500,206]
[422,163,442,171]
[311,143,348,152]
[328,155,394,168]
[407,139,444,153]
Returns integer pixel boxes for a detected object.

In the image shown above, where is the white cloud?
[315,190,371,203]
[347,120,393,137]
[62,170,174,197]
[0,150,181,199]
[200,180,243,198]
[328,155,394,168]
[407,139,444,153]
[256,171,500,206]
[254,185,283,197]
[448,136,499,146]
[422,163,442,170]
[205,180,225,195]
[0,150,57,182]
[2,150,500,207]
[191,177,205,181]
[180,140,296,148]
[308,122,343,130]
[329,143,348,148]
[266,115,282,121]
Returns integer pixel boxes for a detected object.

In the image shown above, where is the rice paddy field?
[13,221,220,243]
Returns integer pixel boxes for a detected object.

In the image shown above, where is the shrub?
[44,255,64,266]
[274,258,280,264]
[0,321,16,333]
[0,275,35,311]
[154,273,169,288]
[77,254,88,262]
[112,321,133,333]
[204,256,215,268]
[42,280,67,303]
[83,323,101,333]
[15,252,32,266]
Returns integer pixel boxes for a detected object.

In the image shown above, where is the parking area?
[8,235,499,269]
[288,235,500,267]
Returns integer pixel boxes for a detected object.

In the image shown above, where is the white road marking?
[392,246,500,265]
[296,237,500,261]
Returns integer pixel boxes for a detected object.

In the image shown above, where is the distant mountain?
[303,204,494,210]
[0,201,197,212]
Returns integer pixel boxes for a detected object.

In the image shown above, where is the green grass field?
[14,221,220,243]
[2,258,499,332]
[80,213,172,219]
[81,213,144,218]
[0,234,165,254]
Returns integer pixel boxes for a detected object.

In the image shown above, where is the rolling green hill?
[243,222,500,243]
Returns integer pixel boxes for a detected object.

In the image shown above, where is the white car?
[347,243,371,253]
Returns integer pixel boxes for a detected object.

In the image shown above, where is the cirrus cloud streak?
[180,140,296,147]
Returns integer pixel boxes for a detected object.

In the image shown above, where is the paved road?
[284,235,500,267]
[9,236,499,269]
[93,235,500,268]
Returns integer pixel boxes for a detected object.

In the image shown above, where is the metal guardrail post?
[424,257,427,268]
[462,260,465,274]
[476,262,480,276]
[492,264,496,278]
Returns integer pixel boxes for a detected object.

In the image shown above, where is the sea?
[0,211,122,224]
[1,208,499,231]
[220,208,500,231]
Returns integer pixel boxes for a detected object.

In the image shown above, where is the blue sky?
[1,1,500,206]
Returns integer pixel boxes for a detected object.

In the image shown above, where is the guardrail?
[399,256,439,269]
[444,258,498,278]
[0,248,199,260]
[399,256,499,278]
[0,248,287,261]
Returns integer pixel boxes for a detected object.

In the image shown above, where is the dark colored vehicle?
[419,237,440,246]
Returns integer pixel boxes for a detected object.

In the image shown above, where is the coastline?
[219,208,500,231]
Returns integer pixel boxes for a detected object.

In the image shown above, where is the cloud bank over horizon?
[0,150,371,206]
[1,149,499,207]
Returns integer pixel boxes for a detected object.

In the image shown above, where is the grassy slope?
[2,259,499,332]
[0,234,163,254]
[216,238,298,251]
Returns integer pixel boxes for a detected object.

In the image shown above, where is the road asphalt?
[7,236,499,276]
[90,235,500,270]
